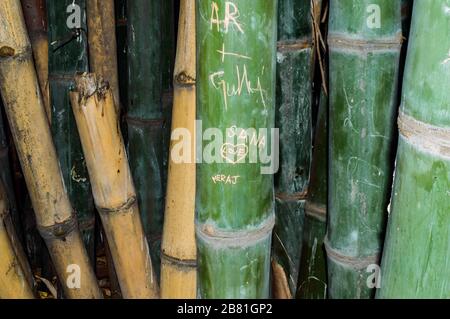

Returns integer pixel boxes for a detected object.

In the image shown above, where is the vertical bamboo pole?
[296,90,328,299]
[0,182,34,299]
[196,0,277,298]
[0,0,102,299]
[115,0,128,109]
[272,0,319,299]
[21,0,50,121]
[71,73,159,299]
[161,0,196,299]
[326,0,402,298]
[377,0,450,298]
[47,0,96,261]
[86,0,120,112]
[126,0,165,278]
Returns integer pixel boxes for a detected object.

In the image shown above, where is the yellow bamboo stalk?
[86,0,120,111]
[0,0,102,299]
[0,182,34,299]
[70,73,159,299]
[160,0,197,299]
[20,0,50,121]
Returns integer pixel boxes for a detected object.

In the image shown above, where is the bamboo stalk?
[0,181,34,299]
[86,0,120,112]
[0,0,102,299]
[47,0,96,262]
[377,0,450,298]
[70,73,159,299]
[196,0,277,298]
[126,0,166,279]
[296,89,328,299]
[326,0,402,298]
[272,0,320,299]
[20,0,49,121]
[161,0,196,299]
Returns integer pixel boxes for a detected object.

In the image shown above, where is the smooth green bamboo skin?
[126,0,166,279]
[327,0,401,298]
[196,0,277,299]
[272,0,314,297]
[297,91,328,299]
[48,0,95,259]
[378,0,450,299]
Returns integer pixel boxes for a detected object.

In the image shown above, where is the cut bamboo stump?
[377,0,450,298]
[326,0,402,298]
[161,0,197,299]
[48,0,96,261]
[0,0,102,299]
[70,73,159,299]
[0,181,34,299]
[87,0,120,112]
[21,0,49,121]
[196,0,277,298]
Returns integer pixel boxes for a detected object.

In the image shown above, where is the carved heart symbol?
[221,143,248,164]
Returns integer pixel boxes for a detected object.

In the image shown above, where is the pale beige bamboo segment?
[0,0,102,299]
[86,0,120,111]
[31,34,49,121]
[0,184,34,299]
[160,0,197,299]
[70,73,159,299]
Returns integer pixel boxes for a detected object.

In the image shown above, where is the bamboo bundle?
[196,0,277,298]
[378,0,450,298]
[272,0,321,299]
[0,0,101,298]
[47,0,96,259]
[70,73,159,299]
[86,0,120,112]
[21,0,49,121]
[0,181,34,299]
[326,0,402,298]
[126,0,166,277]
[161,0,196,299]
[297,90,328,299]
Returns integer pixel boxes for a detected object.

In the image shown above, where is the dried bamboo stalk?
[0,0,102,299]
[160,0,196,299]
[20,0,49,121]
[70,73,159,299]
[86,0,120,112]
[0,182,34,299]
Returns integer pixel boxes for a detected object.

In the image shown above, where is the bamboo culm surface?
[126,0,167,278]
[377,0,450,298]
[160,0,197,299]
[196,0,277,298]
[21,0,49,121]
[272,0,319,299]
[71,73,159,299]
[0,0,101,299]
[47,0,96,261]
[0,181,34,299]
[297,89,328,299]
[87,0,120,112]
[326,0,402,298]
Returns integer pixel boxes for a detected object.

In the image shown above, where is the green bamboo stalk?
[47,0,96,262]
[326,0,402,298]
[272,0,318,299]
[115,0,128,109]
[126,0,167,279]
[296,89,328,299]
[196,0,277,299]
[377,0,450,298]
